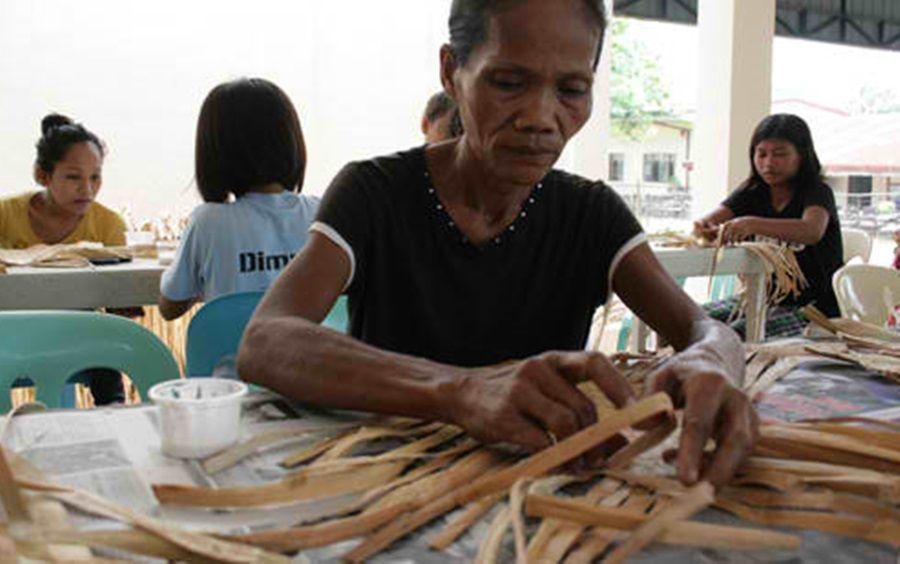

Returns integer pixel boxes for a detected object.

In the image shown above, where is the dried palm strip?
[344,394,674,562]
[758,436,900,476]
[801,475,900,504]
[732,469,802,492]
[24,497,94,561]
[604,470,686,496]
[606,417,677,470]
[280,434,346,468]
[316,421,446,463]
[31,528,222,564]
[792,422,900,453]
[526,480,626,562]
[526,494,801,550]
[564,489,657,564]
[745,357,803,400]
[719,486,900,520]
[475,502,511,564]
[714,497,900,546]
[225,502,416,553]
[457,394,673,504]
[429,493,505,550]
[153,425,461,508]
[203,428,317,474]
[801,305,900,344]
[226,448,497,552]
[743,351,776,391]
[760,425,900,466]
[510,479,529,564]
[706,226,726,296]
[798,416,900,434]
[838,332,900,355]
[605,481,714,563]
[16,478,288,563]
[742,457,900,502]
[363,446,502,514]
[357,439,482,510]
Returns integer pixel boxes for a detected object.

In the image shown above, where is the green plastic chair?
[0,310,179,413]
[185,292,349,377]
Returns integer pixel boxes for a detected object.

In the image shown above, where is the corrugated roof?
[613,0,900,52]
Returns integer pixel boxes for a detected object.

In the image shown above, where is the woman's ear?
[33,165,50,187]
[439,44,459,102]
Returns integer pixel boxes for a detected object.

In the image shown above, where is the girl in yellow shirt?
[0,113,126,249]
[1,114,127,405]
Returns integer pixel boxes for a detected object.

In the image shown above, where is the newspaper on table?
[4,392,371,534]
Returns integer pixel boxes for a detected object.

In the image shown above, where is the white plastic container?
[149,378,248,459]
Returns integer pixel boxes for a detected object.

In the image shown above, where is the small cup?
[149,378,248,459]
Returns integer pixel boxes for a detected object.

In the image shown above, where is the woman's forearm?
[744,216,824,245]
[237,316,458,422]
[686,317,745,387]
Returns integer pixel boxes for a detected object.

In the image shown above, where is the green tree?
[610,19,673,140]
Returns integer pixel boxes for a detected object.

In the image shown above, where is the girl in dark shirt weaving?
[694,113,843,337]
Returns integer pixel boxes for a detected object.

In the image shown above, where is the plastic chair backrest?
[185,292,349,377]
[832,264,900,325]
[0,310,179,412]
[841,228,872,264]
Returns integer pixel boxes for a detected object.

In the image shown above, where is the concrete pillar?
[693,0,776,217]
[565,10,613,181]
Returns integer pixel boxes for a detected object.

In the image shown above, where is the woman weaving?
[239,0,758,486]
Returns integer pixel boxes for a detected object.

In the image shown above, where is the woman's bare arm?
[238,232,635,452]
[613,243,757,486]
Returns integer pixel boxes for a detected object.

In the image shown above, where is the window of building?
[609,153,625,181]
[643,153,676,183]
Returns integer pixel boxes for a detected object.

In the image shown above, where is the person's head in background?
[195,77,306,203]
[34,114,106,218]
[421,91,463,143]
[746,113,822,193]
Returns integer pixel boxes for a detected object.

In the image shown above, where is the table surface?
[0,258,165,310]
[6,358,898,563]
[0,246,761,310]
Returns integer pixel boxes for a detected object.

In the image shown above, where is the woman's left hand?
[644,344,758,487]
[720,217,756,244]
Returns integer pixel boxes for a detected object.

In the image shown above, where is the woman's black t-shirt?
[312,146,645,367]
[723,180,843,316]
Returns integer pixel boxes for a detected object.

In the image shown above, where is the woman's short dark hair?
[35,113,105,174]
[744,113,823,192]
[195,77,306,203]
[448,0,608,70]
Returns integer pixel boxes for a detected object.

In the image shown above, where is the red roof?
[772,99,900,175]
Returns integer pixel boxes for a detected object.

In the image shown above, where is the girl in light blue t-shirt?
[159,78,319,320]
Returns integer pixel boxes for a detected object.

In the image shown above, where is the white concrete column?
[565,11,613,180]
[693,0,775,217]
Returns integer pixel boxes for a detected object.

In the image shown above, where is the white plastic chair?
[832,264,900,325]
[841,228,872,264]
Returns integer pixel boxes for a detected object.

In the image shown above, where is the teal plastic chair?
[185,292,349,377]
[0,311,180,413]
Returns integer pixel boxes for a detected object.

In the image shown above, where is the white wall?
[607,125,688,187]
[0,0,452,222]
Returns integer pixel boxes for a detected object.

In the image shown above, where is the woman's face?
[37,141,104,216]
[443,0,600,188]
[753,138,802,188]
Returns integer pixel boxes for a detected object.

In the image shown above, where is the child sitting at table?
[0,114,126,249]
[159,78,319,321]
[694,113,843,339]
[0,113,127,404]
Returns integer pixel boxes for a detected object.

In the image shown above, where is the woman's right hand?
[692,219,718,241]
[445,351,635,455]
